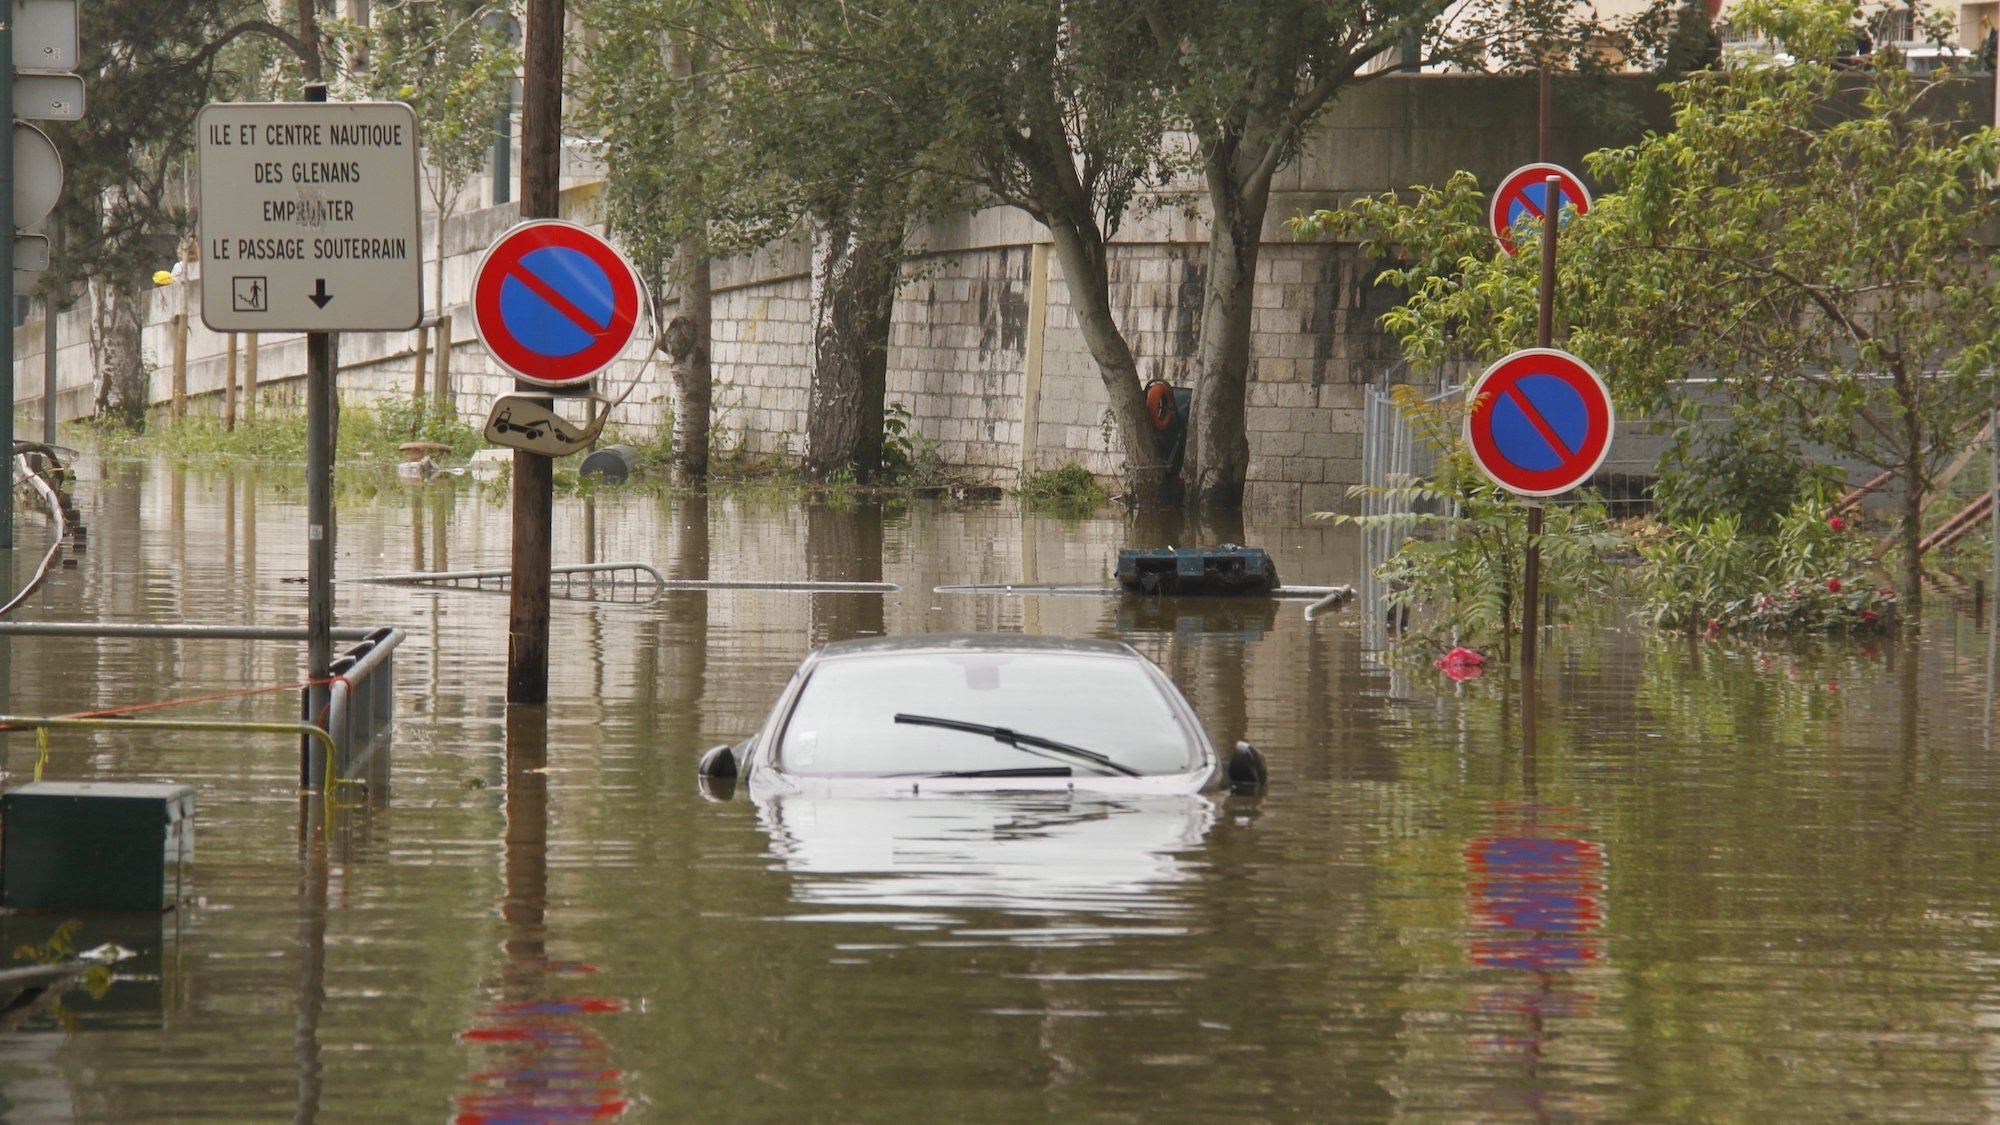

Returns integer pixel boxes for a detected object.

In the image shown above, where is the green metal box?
[0,781,194,911]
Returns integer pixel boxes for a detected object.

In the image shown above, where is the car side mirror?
[1227,740,1267,794]
[697,744,738,802]
[699,744,738,778]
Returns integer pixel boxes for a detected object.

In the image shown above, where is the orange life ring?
[1145,382,1174,432]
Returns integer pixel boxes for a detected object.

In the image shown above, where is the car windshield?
[775,650,1200,777]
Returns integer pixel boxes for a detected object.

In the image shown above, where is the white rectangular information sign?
[196,101,423,332]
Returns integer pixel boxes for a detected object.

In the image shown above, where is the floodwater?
[1,455,1999,1122]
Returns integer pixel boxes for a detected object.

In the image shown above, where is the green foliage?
[878,403,973,490]
[332,2,518,218]
[1318,385,1623,653]
[12,920,83,964]
[97,400,476,465]
[1653,409,1841,534]
[44,2,298,295]
[1016,463,1109,511]
[1632,503,1898,634]
[1295,0,2000,614]
[351,399,480,458]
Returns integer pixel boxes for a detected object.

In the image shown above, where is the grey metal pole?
[302,83,335,786]
[1,19,16,551]
[40,296,54,444]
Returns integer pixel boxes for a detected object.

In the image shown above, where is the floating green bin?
[1,781,194,912]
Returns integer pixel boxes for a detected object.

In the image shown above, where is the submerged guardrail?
[0,621,405,793]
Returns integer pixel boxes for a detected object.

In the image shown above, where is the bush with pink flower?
[1633,502,1895,635]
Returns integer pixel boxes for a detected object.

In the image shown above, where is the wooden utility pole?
[508,0,563,704]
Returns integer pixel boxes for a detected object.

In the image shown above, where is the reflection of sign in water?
[455,988,630,1123]
[1464,833,1605,971]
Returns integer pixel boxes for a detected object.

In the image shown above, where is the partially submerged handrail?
[0,715,338,791]
[933,582,1354,601]
[322,628,403,783]
[355,562,668,587]
[357,563,899,594]
[0,622,386,640]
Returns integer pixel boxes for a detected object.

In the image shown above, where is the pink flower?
[1828,515,1847,531]
[1826,578,1842,592]
[1859,609,1881,624]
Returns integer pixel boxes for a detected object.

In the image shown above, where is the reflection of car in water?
[697,633,1267,800]
[758,792,1217,932]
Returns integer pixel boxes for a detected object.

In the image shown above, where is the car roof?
[811,632,1141,661]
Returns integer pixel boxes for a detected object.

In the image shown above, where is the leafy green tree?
[1144,0,1624,511]
[45,3,320,428]
[578,0,952,483]
[586,1,1181,497]
[1297,0,2000,620]
[333,1,518,348]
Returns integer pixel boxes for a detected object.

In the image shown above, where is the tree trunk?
[1176,140,1272,512]
[665,245,711,483]
[806,217,898,482]
[1186,154,1270,513]
[92,280,147,429]
[1899,378,1927,623]
[1044,218,1167,506]
[1900,480,1924,624]
[663,36,710,483]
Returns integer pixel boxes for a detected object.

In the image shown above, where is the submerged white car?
[697,633,1268,800]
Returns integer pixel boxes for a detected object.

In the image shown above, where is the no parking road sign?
[472,220,643,387]
[1464,348,1614,497]
[1489,162,1592,256]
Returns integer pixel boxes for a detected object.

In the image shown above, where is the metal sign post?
[301,84,335,785]
[197,89,423,784]
[1,15,15,550]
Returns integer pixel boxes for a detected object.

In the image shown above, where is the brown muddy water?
[0,455,1997,1122]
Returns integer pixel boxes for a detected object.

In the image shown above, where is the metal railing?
[355,561,668,602]
[355,563,901,597]
[0,620,404,792]
[316,627,403,789]
[1360,377,1459,655]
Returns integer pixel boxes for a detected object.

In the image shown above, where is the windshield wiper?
[884,766,1074,779]
[893,713,1141,777]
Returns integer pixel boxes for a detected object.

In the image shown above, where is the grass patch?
[79,398,481,466]
[1016,463,1107,511]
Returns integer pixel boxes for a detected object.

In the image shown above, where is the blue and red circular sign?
[1489,162,1592,256]
[1464,348,1614,497]
[473,220,643,387]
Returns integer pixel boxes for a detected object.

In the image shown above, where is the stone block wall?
[16,74,1676,520]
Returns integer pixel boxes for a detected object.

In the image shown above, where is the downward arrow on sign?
[309,279,333,308]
